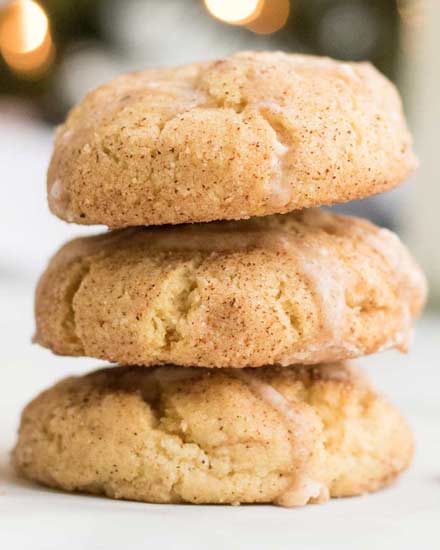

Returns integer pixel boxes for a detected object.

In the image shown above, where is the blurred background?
[0,0,438,306]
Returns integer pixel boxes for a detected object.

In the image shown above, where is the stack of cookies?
[14,52,427,507]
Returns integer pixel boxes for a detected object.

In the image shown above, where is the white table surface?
[0,279,439,550]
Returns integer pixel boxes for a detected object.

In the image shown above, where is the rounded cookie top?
[48,50,417,227]
[34,209,427,368]
[14,362,413,506]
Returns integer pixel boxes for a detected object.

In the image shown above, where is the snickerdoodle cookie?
[13,362,413,506]
[48,51,416,227]
[34,209,426,368]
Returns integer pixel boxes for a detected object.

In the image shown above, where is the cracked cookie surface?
[13,362,414,506]
[34,209,426,368]
[47,51,417,227]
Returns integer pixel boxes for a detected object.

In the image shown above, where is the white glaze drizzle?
[254,101,293,208]
[232,370,329,507]
[337,63,359,82]
[269,137,291,208]
[49,179,74,220]
[50,179,64,201]
[344,221,426,353]
[277,234,359,364]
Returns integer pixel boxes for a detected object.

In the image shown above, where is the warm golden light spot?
[0,0,54,77]
[204,0,263,25]
[246,0,290,34]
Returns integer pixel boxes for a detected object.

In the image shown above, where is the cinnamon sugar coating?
[34,210,426,368]
[48,51,416,227]
[13,363,413,506]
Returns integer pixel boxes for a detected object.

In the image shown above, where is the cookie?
[13,362,414,506]
[47,51,416,227]
[34,209,426,368]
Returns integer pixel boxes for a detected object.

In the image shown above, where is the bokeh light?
[0,0,54,77]
[204,0,262,25]
[246,0,290,35]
